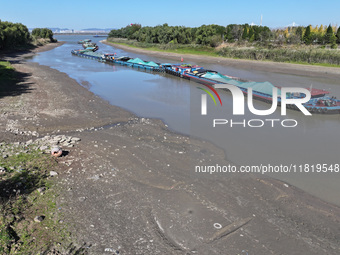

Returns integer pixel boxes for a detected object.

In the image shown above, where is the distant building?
[52,28,111,34]
[59,29,74,33]
[286,22,299,28]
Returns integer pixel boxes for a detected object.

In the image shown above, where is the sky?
[1,0,339,30]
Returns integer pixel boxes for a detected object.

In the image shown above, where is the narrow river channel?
[29,35,340,206]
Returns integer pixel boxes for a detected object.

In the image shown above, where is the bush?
[210,35,222,47]
[0,20,31,49]
[31,28,55,42]
[331,43,338,49]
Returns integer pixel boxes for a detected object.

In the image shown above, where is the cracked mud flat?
[0,43,339,254]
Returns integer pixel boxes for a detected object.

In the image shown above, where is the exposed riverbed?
[1,38,339,254]
[29,35,340,206]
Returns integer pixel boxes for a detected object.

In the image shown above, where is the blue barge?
[71,49,340,114]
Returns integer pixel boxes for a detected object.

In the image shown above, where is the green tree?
[253,26,260,41]
[337,27,340,44]
[242,26,248,40]
[32,28,41,37]
[295,26,303,41]
[0,21,31,49]
[126,23,141,39]
[225,25,233,42]
[31,27,54,42]
[303,25,312,45]
[259,26,272,41]
[248,27,255,42]
[324,25,334,44]
[195,24,222,45]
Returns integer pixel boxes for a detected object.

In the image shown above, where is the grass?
[0,61,15,80]
[31,37,57,47]
[0,145,86,254]
[107,38,340,67]
[0,61,34,100]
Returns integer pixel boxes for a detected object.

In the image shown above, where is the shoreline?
[0,41,66,60]
[102,40,340,80]
[1,42,340,254]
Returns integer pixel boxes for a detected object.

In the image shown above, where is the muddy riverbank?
[0,43,339,254]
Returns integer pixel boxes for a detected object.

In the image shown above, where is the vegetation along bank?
[107,23,340,66]
[0,20,56,50]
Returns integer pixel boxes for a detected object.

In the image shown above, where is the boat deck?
[71,49,340,114]
[71,50,104,61]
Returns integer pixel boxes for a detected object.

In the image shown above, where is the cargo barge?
[78,39,91,44]
[162,64,340,114]
[71,49,340,114]
[104,54,164,72]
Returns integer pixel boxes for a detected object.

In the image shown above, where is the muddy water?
[30,35,340,206]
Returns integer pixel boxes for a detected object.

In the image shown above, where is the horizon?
[1,0,339,30]
[26,23,340,32]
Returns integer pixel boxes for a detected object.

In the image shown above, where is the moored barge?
[71,49,340,114]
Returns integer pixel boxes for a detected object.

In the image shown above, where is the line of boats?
[77,39,99,52]
[71,45,340,114]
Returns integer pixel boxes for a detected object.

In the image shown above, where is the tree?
[283,27,289,39]
[31,28,54,41]
[303,25,312,45]
[32,28,41,37]
[295,27,303,41]
[195,24,223,45]
[318,25,325,35]
[324,25,334,44]
[225,25,233,42]
[248,27,255,42]
[0,20,31,49]
[242,26,248,40]
[126,23,141,39]
[260,26,272,41]
[253,26,261,41]
[0,29,3,49]
[45,29,54,41]
[40,28,47,39]
[337,27,340,44]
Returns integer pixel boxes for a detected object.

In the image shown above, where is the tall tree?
[303,25,312,45]
[337,27,340,44]
[242,26,248,40]
[295,27,303,41]
[248,27,255,42]
[324,24,334,44]
[0,20,31,49]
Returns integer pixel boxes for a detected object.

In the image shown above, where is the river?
[29,35,340,206]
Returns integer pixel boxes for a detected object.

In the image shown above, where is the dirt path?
[0,43,339,254]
